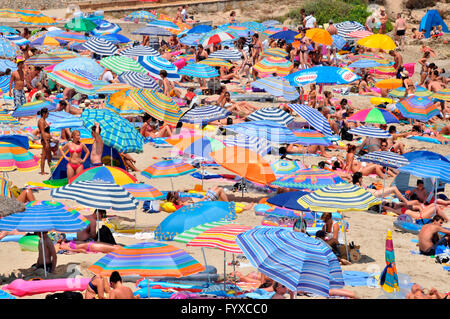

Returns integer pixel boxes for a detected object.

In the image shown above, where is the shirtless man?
[76,209,105,241]
[418,215,450,256]
[109,271,138,299]
[393,13,407,51]
[90,123,103,167]
[9,59,26,110]
[379,7,388,34]
[389,50,403,79]
[34,232,57,273]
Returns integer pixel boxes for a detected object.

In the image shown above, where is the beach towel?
[408,136,446,144]
[343,271,379,287]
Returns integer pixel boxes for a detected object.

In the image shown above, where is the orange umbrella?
[303,28,333,46]
[210,146,276,185]
[374,79,403,89]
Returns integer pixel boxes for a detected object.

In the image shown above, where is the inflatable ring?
[235,202,245,213]
[29,141,43,149]
[18,235,39,252]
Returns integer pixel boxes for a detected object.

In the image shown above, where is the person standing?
[394,13,407,51]
[90,122,103,167]
[181,5,188,22]
[379,7,388,34]
[37,108,52,175]
[365,15,376,32]
[304,11,317,30]
[389,50,404,79]
[9,59,26,110]
[299,8,306,29]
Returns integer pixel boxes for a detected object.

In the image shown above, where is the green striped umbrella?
[173,221,231,243]
[99,56,147,75]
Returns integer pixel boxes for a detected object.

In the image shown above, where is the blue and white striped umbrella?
[179,33,202,46]
[91,21,122,36]
[0,75,11,92]
[120,45,159,57]
[97,33,130,44]
[4,34,30,46]
[398,160,450,184]
[288,104,333,137]
[247,107,294,126]
[53,57,105,78]
[0,201,90,232]
[209,49,242,61]
[236,227,344,296]
[137,55,180,80]
[251,77,299,101]
[118,71,160,90]
[335,21,365,40]
[51,180,139,212]
[180,105,231,124]
[0,59,17,72]
[178,63,219,78]
[360,151,409,169]
[348,125,391,138]
[223,135,272,156]
[348,59,384,69]
[225,120,300,144]
[67,68,98,82]
[46,111,84,129]
[132,26,174,36]
[331,35,346,50]
[81,37,118,56]
[147,19,180,30]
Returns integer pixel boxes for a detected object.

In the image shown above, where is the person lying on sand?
[383,202,449,222]
[55,236,122,254]
[406,284,449,299]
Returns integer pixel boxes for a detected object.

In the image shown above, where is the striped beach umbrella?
[180,105,231,124]
[45,111,83,129]
[201,32,235,46]
[173,221,231,243]
[395,96,440,121]
[128,89,182,125]
[91,21,122,36]
[357,34,396,51]
[292,129,332,146]
[47,70,95,95]
[82,37,118,56]
[120,45,159,57]
[118,71,159,90]
[348,125,391,138]
[347,107,399,124]
[97,83,133,94]
[334,21,365,40]
[179,33,202,46]
[0,126,27,136]
[247,107,294,126]
[0,141,39,172]
[88,242,205,277]
[388,86,433,98]
[51,180,138,212]
[142,159,196,179]
[261,48,289,58]
[147,19,180,30]
[165,136,225,161]
[53,57,104,78]
[208,49,242,61]
[254,56,293,76]
[124,10,155,23]
[223,135,272,157]
[251,77,299,101]
[0,112,20,125]
[331,35,347,50]
[132,26,174,37]
[288,104,333,137]
[398,159,450,183]
[0,75,10,93]
[65,18,97,32]
[0,9,18,19]
[346,30,374,39]
[379,230,399,293]
[197,57,232,68]
[270,159,306,176]
[46,48,80,60]
[0,59,17,72]
[122,183,164,201]
[104,89,143,116]
[432,88,450,101]
[360,151,409,169]
[137,55,180,80]
[348,59,384,69]
[4,35,29,46]
[236,227,345,296]
[69,165,138,186]
[272,168,346,191]
[52,31,87,43]
[99,56,146,74]
[12,100,57,118]
[178,63,219,78]
[225,120,301,144]
[81,108,144,153]
[25,54,63,67]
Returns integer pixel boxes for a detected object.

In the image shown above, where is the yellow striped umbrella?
[432,88,450,101]
[262,48,288,58]
[104,89,143,117]
[253,56,293,76]
[0,9,18,18]
[96,83,133,94]
[198,57,233,68]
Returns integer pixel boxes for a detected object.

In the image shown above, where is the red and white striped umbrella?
[346,30,374,39]
[201,32,235,47]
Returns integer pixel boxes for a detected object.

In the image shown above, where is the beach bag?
[143,200,160,214]
[97,225,116,245]
[340,126,353,141]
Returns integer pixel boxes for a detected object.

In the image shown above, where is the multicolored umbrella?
[69,165,138,185]
[270,159,306,175]
[236,227,345,296]
[379,230,399,293]
[99,56,146,74]
[30,35,66,47]
[24,54,63,66]
[272,168,346,191]
[4,34,29,46]
[178,63,219,78]
[388,86,433,98]
[432,88,450,101]
[97,83,133,94]
[128,89,182,125]
[122,183,164,201]
[180,105,231,124]
[247,107,294,126]
[64,18,97,32]
[261,48,289,58]
[124,10,156,23]
[47,70,95,95]
[286,66,360,86]
[0,126,28,136]
[395,96,440,121]
[0,39,19,59]
[104,89,143,116]
[173,221,231,243]
[11,100,56,118]
[0,112,20,125]
[208,49,242,61]
[91,21,122,36]
[347,107,399,124]
[141,159,196,179]
[165,136,225,161]
[82,37,118,56]
[292,129,332,146]
[88,242,205,277]
[53,57,104,78]
[266,190,311,212]
[251,77,299,101]
[120,45,159,57]
[0,141,39,172]
[288,104,333,137]
[52,31,87,43]
[201,31,235,46]
[347,125,391,138]
[81,108,144,153]
[46,48,80,60]
[137,55,180,80]
[253,56,293,76]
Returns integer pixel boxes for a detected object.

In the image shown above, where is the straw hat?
[0,196,26,218]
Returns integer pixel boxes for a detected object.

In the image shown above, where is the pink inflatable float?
[173,58,186,70]
[4,278,90,297]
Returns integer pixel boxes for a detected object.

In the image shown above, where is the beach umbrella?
[304,28,332,46]
[69,165,138,185]
[0,59,17,72]
[334,21,365,40]
[286,66,360,86]
[47,70,95,95]
[261,48,288,59]
[291,129,332,147]
[0,26,19,34]
[128,89,182,125]
[82,37,118,56]
[142,158,195,180]
[4,35,29,46]
[251,77,299,101]
[24,54,63,66]
[97,83,133,95]
[180,105,231,124]
[287,104,333,137]
[269,30,298,43]
[331,35,346,50]
[11,100,56,118]
[52,31,87,43]
[395,96,440,122]
[388,86,433,98]
[45,111,83,129]
[262,27,284,36]
[0,195,26,217]
[122,183,164,201]
[348,125,391,138]
[0,38,19,58]
[0,75,11,93]
[0,112,20,125]
[208,49,242,61]
[165,135,225,161]
[0,127,27,138]
[29,35,66,47]
[272,168,346,191]
[53,57,104,78]
[236,227,344,296]
[346,30,374,39]
[174,221,231,243]
[247,107,294,126]
[104,89,144,116]
[155,201,236,241]
[179,33,202,46]
[99,56,146,74]
[46,48,80,60]
[187,24,213,34]
[254,56,293,76]
[137,55,180,80]
[124,10,155,23]
[201,32,235,47]
[15,9,42,17]
[132,26,174,37]
[266,190,311,212]
[19,15,57,26]
[178,63,219,78]
[91,21,122,36]
[348,59,384,69]
[147,19,180,30]
[432,88,450,101]
[65,18,97,32]
[81,108,144,153]
[347,108,399,124]
[379,230,399,293]
[0,289,15,299]
[120,45,159,57]
[118,71,159,90]
[97,33,130,44]
[270,159,306,176]
[222,135,272,157]
[357,34,396,51]
[374,79,403,90]
[224,120,301,144]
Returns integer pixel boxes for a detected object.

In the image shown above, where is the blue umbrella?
[251,76,300,101]
[53,57,105,78]
[236,227,345,296]
[285,66,360,86]
[132,26,173,36]
[81,37,118,56]
[178,63,219,78]
[348,59,384,69]
[154,201,237,241]
[288,104,334,137]
[247,107,294,126]
[91,21,122,36]
[0,75,10,92]
[12,101,57,118]
[0,59,17,72]
[398,160,450,184]
[138,55,180,80]
[0,38,19,58]
[348,125,391,138]
[266,191,311,211]
[180,105,231,124]
[403,151,450,163]
[4,34,30,46]
[0,290,15,299]
[147,19,180,30]
[120,45,159,57]
[269,30,299,43]
[118,71,160,90]
[45,111,84,129]
[179,33,202,46]
[187,25,213,34]
[97,33,130,44]
[360,151,409,169]
[331,35,346,50]
[223,135,272,156]
[0,26,19,34]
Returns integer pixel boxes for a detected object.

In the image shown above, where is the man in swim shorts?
[418,215,450,256]
[90,122,103,167]
[9,59,26,110]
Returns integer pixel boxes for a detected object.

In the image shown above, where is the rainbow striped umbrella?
[347,107,399,124]
[69,165,138,186]
[52,31,87,43]
[124,10,156,23]
[261,48,289,58]
[173,221,231,244]
[122,183,164,201]
[432,88,450,101]
[142,159,196,179]
[178,63,219,78]
[53,57,105,78]
[88,242,205,277]
[292,129,332,146]
[46,48,80,60]
[395,96,440,121]
[47,70,95,95]
[104,89,143,116]
[0,125,27,135]
[263,27,284,36]
[0,112,20,125]
[25,54,63,66]
[15,9,42,17]
[379,230,399,293]
[389,86,433,98]
[128,89,182,125]
[137,55,180,80]
[0,9,18,19]
[270,159,306,175]
[197,57,232,68]
[97,83,133,94]
[272,168,346,191]
[165,136,225,161]
[12,100,56,117]
[253,56,293,76]
[99,56,146,75]
[0,141,39,172]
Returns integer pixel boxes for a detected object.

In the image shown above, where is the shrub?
[405,0,437,9]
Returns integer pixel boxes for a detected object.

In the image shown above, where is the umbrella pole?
[201,247,210,283]
[434,178,438,216]
[223,251,226,292]
[41,232,47,278]
[379,166,387,214]
[232,253,237,296]
[134,208,137,234]
[96,210,100,242]
[147,276,150,299]
[340,212,350,262]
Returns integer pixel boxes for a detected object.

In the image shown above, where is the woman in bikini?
[418,51,431,86]
[56,238,121,254]
[251,33,263,64]
[358,74,381,96]
[37,108,52,175]
[345,145,393,178]
[140,114,173,138]
[60,130,90,180]
[383,201,449,222]
[84,274,110,299]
